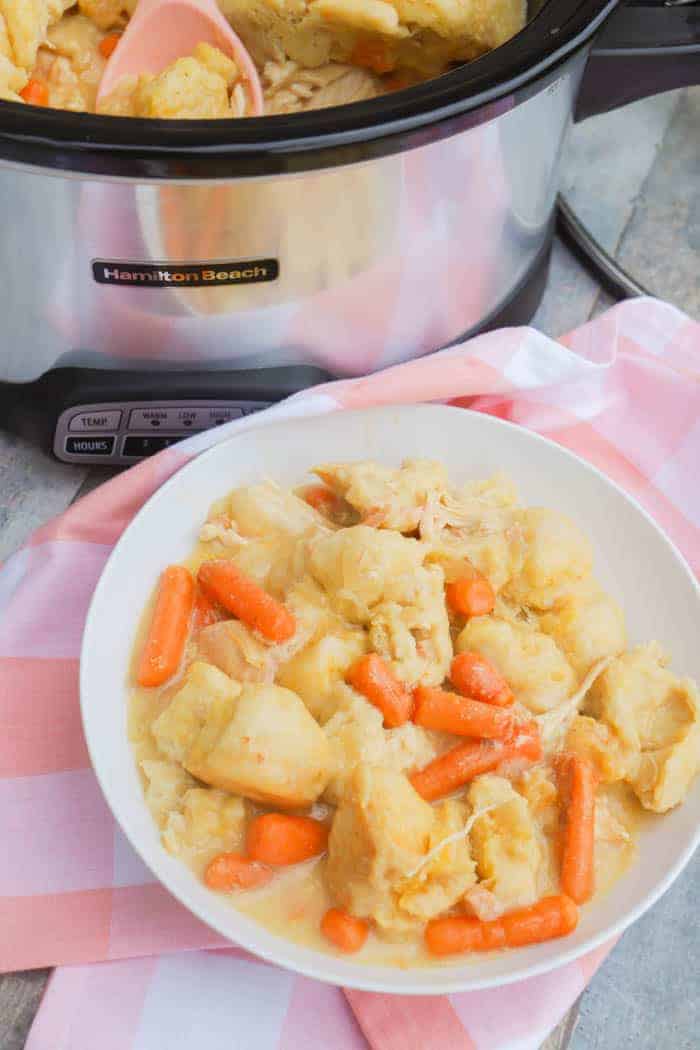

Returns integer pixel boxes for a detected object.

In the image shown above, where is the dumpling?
[277,627,368,722]
[456,615,576,713]
[162,787,247,858]
[151,661,241,763]
[185,682,332,807]
[0,0,70,70]
[539,583,626,675]
[504,508,592,610]
[587,643,700,812]
[368,563,452,687]
[77,0,134,31]
[141,759,197,825]
[325,765,435,935]
[322,685,442,804]
[593,788,635,894]
[419,475,523,592]
[228,480,324,540]
[397,800,476,921]
[468,775,541,911]
[314,459,449,532]
[307,524,426,623]
[565,715,634,784]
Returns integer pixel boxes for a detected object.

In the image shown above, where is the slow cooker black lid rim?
[0,0,616,155]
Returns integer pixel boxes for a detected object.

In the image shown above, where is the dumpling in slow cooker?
[0,0,71,70]
[220,0,526,79]
[77,0,136,31]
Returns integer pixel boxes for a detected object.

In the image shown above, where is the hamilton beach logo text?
[92,258,279,288]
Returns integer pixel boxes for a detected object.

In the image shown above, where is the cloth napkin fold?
[0,297,698,1050]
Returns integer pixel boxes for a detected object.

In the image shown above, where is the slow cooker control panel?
[54,400,271,464]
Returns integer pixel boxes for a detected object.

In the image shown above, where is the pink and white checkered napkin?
[1,297,698,1050]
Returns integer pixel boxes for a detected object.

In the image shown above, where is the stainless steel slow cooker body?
[0,0,696,385]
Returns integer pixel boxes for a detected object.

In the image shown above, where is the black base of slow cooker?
[0,237,551,465]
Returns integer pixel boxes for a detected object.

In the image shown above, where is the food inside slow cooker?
[129,459,700,964]
[0,0,527,117]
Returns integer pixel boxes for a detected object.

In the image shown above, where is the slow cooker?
[0,0,698,464]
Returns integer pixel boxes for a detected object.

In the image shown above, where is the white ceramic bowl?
[80,404,700,994]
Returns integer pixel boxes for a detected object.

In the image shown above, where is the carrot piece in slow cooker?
[247,813,329,866]
[425,895,578,956]
[350,39,395,74]
[558,754,597,904]
[321,908,369,953]
[346,653,413,728]
[446,575,495,617]
[450,651,514,707]
[413,685,515,739]
[410,722,542,801]
[99,33,122,59]
[20,79,49,106]
[137,565,195,687]
[301,484,343,517]
[197,560,296,642]
[204,852,273,891]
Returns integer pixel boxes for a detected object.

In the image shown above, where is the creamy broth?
[122,460,700,967]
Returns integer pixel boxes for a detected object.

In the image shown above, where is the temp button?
[65,436,115,456]
[69,409,122,432]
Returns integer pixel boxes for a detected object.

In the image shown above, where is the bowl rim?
[80,402,700,994]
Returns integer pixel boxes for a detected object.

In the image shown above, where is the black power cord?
[555,193,652,300]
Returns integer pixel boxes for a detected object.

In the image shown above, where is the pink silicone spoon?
[96,0,263,114]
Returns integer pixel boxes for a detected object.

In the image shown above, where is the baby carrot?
[98,33,121,59]
[346,653,413,728]
[450,651,514,707]
[137,565,195,687]
[410,722,542,801]
[413,686,515,739]
[198,560,296,643]
[446,575,495,617]
[425,895,578,956]
[204,852,273,891]
[191,589,220,632]
[20,79,49,106]
[247,813,329,866]
[558,754,597,904]
[321,908,369,953]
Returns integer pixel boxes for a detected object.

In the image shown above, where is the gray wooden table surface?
[1,87,698,1050]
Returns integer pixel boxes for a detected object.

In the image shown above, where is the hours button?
[65,436,115,456]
